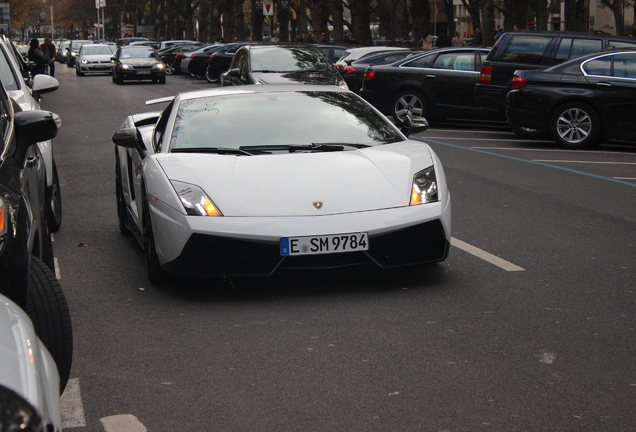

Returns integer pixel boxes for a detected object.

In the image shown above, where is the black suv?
[475,31,636,121]
[0,82,72,392]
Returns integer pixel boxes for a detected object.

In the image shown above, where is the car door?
[583,52,636,139]
[426,49,485,117]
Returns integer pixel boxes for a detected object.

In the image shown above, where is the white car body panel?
[0,294,62,432]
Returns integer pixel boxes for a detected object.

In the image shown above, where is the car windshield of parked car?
[0,46,19,91]
[169,91,402,151]
[82,45,115,55]
[250,47,332,72]
[120,48,157,59]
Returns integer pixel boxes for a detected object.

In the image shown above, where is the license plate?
[136,71,151,74]
[280,232,368,256]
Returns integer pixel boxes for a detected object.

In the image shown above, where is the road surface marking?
[61,378,86,428]
[54,257,61,280]
[533,160,636,165]
[451,237,525,272]
[101,414,148,432]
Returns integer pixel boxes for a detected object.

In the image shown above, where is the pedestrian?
[27,39,46,76]
[319,32,329,43]
[418,31,434,50]
[304,33,315,43]
[495,26,505,41]
[452,31,464,47]
[436,32,451,48]
[40,37,57,77]
[472,28,483,46]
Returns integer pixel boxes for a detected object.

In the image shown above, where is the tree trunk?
[250,0,263,40]
[276,0,290,41]
[331,0,344,42]
[460,0,481,35]
[481,0,495,47]
[410,0,431,48]
[349,0,372,45]
[442,0,455,36]
[235,0,246,40]
[310,0,330,41]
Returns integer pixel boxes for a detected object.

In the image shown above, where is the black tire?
[76,68,84,76]
[205,68,219,83]
[159,75,166,84]
[550,101,600,149]
[46,161,62,233]
[510,124,546,139]
[142,187,168,284]
[165,66,174,75]
[26,256,73,395]
[115,154,131,235]
[112,73,116,83]
[392,90,429,125]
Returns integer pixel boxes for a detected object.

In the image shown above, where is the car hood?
[252,70,342,86]
[81,54,113,62]
[153,142,435,217]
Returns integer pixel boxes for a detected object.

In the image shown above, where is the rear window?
[555,38,603,64]
[500,36,552,64]
[584,56,611,76]
[613,53,636,78]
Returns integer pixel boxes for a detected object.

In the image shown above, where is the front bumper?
[78,63,112,73]
[117,69,164,80]
[151,198,451,278]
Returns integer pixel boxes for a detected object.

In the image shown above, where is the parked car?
[56,40,71,63]
[66,40,93,67]
[159,44,204,75]
[360,47,500,124]
[475,30,636,132]
[315,44,351,64]
[204,42,262,83]
[75,43,116,76]
[112,85,448,283]
[116,37,152,46]
[177,43,224,77]
[111,45,166,84]
[341,49,414,93]
[0,35,63,231]
[220,44,348,88]
[507,49,636,149]
[335,46,410,66]
[157,39,203,52]
[127,40,161,50]
[0,80,72,392]
[0,293,65,431]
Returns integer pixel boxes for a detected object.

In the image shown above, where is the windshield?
[169,91,402,151]
[251,47,331,72]
[0,45,19,91]
[82,45,115,55]
[120,48,157,59]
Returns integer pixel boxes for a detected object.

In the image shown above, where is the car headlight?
[81,59,87,64]
[338,80,349,90]
[171,180,222,216]
[71,52,77,57]
[410,166,438,205]
[156,63,165,70]
[121,64,131,69]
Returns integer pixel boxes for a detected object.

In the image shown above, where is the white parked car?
[112,85,451,283]
[0,293,64,432]
[0,35,63,231]
[76,43,116,75]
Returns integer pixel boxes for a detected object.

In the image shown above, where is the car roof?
[175,84,350,102]
[504,30,636,41]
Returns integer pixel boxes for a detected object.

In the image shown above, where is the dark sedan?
[111,46,166,84]
[360,47,501,124]
[204,42,262,83]
[507,49,636,149]
[220,44,347,88]
[341,49,414,93]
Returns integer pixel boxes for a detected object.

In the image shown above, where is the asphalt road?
[40,63,636,432]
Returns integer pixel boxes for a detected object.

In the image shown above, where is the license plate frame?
[280,232,369,256]
[136,70,151,74]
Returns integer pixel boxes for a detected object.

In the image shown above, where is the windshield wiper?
[238,143,370,153]
[171,147,254,156]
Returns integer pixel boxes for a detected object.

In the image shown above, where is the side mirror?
[228,68,241,78]
[112,128,148,157]
[14,110,61,164]
[400,114,429,136]
[32,74,59,95]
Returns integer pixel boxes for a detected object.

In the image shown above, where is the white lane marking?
[533,160,636,165]
[54,257,61,280]
[615,177,636,180]
[61,378,87,428]
[101,414,148,432]
[451,237,525,272]
[474,147,636,155]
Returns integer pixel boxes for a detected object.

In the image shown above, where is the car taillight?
[344,66,357,74]
[511,76,528,89]
[209,55,215,60]
[363,68,375,81]
[175,54,183,60]
[479,65,492,84]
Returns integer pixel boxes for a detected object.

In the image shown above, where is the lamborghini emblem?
[313,201,323,209]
